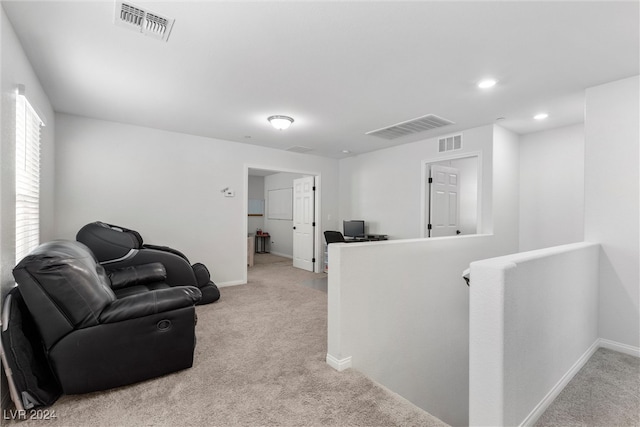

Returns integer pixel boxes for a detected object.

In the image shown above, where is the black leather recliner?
[12,240,202,395]
[76,221,220,304]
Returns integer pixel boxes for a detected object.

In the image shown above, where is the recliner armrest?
[99,286,202,324]
[106,250,197,287]
[108,262,167,290]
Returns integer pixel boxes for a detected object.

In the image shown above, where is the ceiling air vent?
[366,114,454,140]
[114,2,175,42]
[286,146,313,154]
[438,134,463,152]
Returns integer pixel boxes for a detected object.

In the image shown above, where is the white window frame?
[15,88,44,264]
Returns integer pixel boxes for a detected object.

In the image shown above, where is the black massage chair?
[76,221,220,304]
[10,240,201,397]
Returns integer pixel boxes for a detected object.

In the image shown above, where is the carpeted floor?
[5,255,638,426]
[535,347,640,426]
[5,255,445,426]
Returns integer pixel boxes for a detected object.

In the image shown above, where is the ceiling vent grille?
[366,114,454,140]
[114,2,175,42]
[286,146,313,154]
[438,134,463,152]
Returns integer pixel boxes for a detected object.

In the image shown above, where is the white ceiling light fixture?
[268,115,294,130]
[477,78,498,89]
[534,112,549,120]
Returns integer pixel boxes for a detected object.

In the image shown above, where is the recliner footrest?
[197,281,220,305]
[192,263,210,287]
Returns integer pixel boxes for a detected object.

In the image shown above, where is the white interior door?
[292,176,315,271]
[429,165,460,237]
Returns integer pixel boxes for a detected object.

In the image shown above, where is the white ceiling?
[4,1,639,159]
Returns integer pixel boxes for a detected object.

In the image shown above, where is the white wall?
[339,125,495,239]
[1,7,56,408]
[54,113,339,286]
[469,242,600,426]
[519,124,585,251]
[492,125,520,240]
[264,172,305,258]
[585,76,640,349]
[328,125,520,426]
[0,6,55,301]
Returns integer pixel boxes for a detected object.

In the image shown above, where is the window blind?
[15,93,43,264]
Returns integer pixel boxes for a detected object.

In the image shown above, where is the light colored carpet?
[252,253,291,265]
[7,256,637,426]
[535,347,640,427]
[6,257,445,426]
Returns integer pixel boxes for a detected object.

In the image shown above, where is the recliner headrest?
[13,240,116,349]
[76,221,143,262]
[94,221,144,247]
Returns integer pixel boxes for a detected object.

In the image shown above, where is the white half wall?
[53,113,339,286]
[585,76,640,348]
[328,125,520,426]
[469,242,599,427]
[328,234,514,427]
[519,124,585,251]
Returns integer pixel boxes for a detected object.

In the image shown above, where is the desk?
[365,234,388,241]
[255,234,270,253]
[345,234,388,242]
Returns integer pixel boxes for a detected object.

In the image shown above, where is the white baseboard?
[326,354,352,372]
[216,280,246,288]
[597,338,640,358]
[520,340,600,426]
[520,337,639,426]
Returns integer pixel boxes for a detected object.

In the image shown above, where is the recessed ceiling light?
[342,150,351,154]
[534,113,549,120]
[478,78,497,89]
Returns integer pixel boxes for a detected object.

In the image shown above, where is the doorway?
[245,167,321,280]
[292,176,315,271]
[422,153,481,238]
[428,164,461,237]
